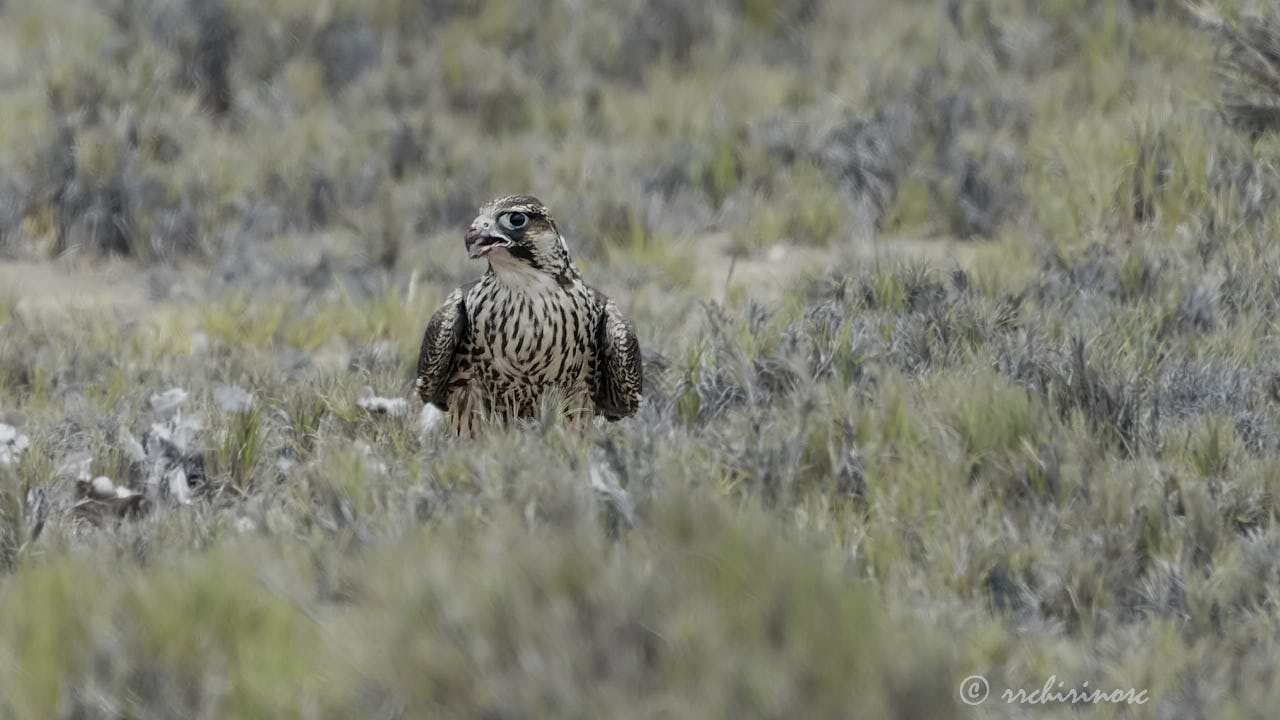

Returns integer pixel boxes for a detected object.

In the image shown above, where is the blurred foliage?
[4,0,1280,717]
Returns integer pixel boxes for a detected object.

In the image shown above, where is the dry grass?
[2,0,1280,717]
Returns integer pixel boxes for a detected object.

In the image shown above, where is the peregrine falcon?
[415,195,643,436]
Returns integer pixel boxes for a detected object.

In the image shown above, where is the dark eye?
[500,212,528,230]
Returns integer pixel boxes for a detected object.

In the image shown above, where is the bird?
[415,195,643,436]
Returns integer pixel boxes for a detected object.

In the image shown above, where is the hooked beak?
[465,216,512,259]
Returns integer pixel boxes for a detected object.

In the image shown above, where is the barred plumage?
[416,195,643,436]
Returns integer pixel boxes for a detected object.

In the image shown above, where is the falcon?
[415,195,643,436]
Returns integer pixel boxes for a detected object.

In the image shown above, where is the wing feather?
[416,285,471,409]
[590,289,643,420]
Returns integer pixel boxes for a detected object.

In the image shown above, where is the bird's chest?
[469,281,594,386]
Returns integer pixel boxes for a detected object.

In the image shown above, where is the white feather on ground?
[0,422,28,467]
[357,387,409,417]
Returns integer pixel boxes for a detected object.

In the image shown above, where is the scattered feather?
[589,454,634,528]
[214,385,255,413]
[142,412,204,504]
[0,423,29,467]
[419,403,445,436]
[357,387,409,417]
[75,475,146,521]
[118,425,147,464]
[149,387,189,417]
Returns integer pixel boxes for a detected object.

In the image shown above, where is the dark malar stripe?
[507,245,539,268]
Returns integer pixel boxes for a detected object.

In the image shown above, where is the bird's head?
[465,195,571,274]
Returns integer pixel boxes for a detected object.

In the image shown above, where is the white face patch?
[487,250,561,292]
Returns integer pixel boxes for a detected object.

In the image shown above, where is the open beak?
[465,216,512,259]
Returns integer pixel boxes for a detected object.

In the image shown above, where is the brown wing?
[415,284,472,410]
[590,289,643,420]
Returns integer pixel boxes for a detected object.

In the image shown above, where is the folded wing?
[416,285,470,409]
[590,290,643,420]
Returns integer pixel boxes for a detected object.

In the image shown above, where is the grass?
[3,0,1280,717]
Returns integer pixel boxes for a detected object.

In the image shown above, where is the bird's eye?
[501,212,528,230]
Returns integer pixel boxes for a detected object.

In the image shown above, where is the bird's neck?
[487,255,568,295]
